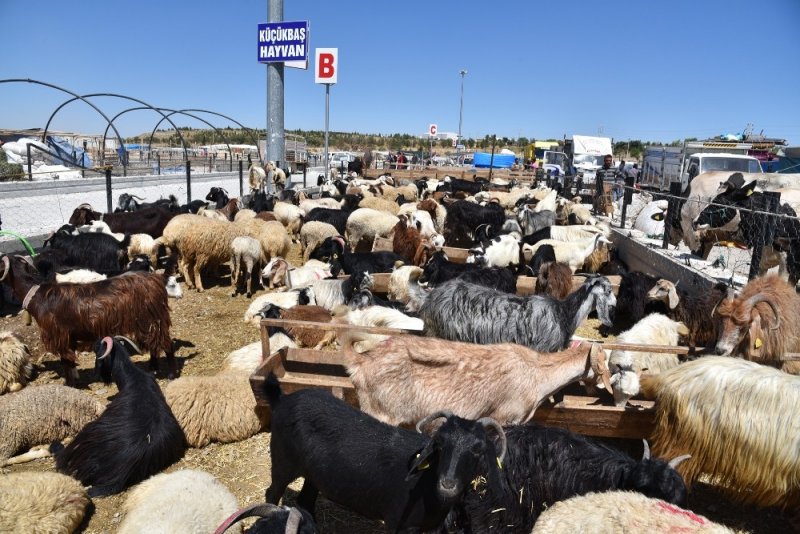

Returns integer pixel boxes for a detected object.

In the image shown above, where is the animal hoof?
[246,292,252,298]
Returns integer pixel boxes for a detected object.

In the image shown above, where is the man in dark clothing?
[594,154,617,215]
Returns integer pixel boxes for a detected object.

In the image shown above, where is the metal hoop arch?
[0,79,127,167]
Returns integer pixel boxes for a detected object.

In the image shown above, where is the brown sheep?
[255,211,277,222]
[392,215,422,263]
[714,274,800,374]
[280,305,336,349]
[534,262,573,300]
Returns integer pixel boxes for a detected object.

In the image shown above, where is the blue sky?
[2,0,799,144]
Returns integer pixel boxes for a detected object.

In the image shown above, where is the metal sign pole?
[324,83,330,179]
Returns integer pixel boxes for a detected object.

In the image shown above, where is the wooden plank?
[442,246,469,263]
[284,347,347,365]
[260,318,416,336]
[533,395,654,439]
[370,273,390,294]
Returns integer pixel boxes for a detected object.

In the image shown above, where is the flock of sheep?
[0,166,798,533]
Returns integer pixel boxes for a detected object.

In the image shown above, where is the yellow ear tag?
[496,457,503,470]
[415,453,430,471]
[333,253,339,259]
[755,338,763,349]
[746,189,753,196]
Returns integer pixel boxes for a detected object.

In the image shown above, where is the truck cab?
[681,153,761,190]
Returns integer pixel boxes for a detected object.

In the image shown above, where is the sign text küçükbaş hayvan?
[257,21,308,63]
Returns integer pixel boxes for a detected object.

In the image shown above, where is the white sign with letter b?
[315,48,339,84]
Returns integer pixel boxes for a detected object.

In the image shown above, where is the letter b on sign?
[315,48,338,84]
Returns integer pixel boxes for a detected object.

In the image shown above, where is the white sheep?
[523,234,611,273]
[54,269,107,284]
[606,313,688,407]
[531,491,734,533]
[388,265,423,307]
[261,257,331,290]
[359,195,401,215]
[128,233,157,264]
[0,472,91,534]
[299,221,339,262]
[299,196,341,215]
[634,199,669,236]
[271,201,305,240]
[243,287,316,327]
[231,236,264,298]
[233,208,256,222]
[0,331,33,395]
[345,208,399,251]
[534,188,558,213]
[118,470,241,533]
[0,384,104,465]
[345,305,424,331]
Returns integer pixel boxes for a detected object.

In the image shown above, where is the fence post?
[662,182,683,249]
[620,173,635,228]
[105,167,113,213]
[26,143,32,181]
[157,155,161,176]
[302,162,307,189]
[238,160,244,197]
[748,191,781,280]
[186,160,192,202]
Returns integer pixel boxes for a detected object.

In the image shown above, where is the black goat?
[43,225,130,272]
[313,236,405,277]
[179,199,209,214]
[458,267,517,293]
[444,424,689,533]
[348,288,409,311]
[438,176,487,195]
[419,251,478,286]
[444,201,505,247]
[613,271,665,328]
[68,204,176,238]
[248,190,276,213]
[205,187,230,209]
[526,244,556,276]
[304,194,362,235]
[215,503,317,534]
[118,193,179,213]
[264,374,506,532]
[54,336,185,496]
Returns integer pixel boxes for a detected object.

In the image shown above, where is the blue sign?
[257,20,309,63]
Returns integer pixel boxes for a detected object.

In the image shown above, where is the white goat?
[230,236,264,298]
[467,234,521,268]
[523,234,611,273]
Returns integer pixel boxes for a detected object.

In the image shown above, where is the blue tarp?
[46,136,92,167]
[473,152,515,168]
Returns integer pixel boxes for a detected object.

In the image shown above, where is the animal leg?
[163,340,178,379]
[2,445,53,466]
[296,480,320,517]
[312,330,337,350]
[194,262,205,292]
[230,257,240,297]
[62,356,79,388]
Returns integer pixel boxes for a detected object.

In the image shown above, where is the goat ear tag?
[333,254,339,259]
[755,338,763,349]
[496,457,503,470]
[746,189,753,196]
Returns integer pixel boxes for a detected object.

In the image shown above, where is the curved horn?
[213,503,283,534]
[642,439,651,461]
[0,255,10,281]
[114,335,143,354]
[711,288,735,317]
[416,410,454,433]
[76,203,93,210]
[130,194,145,200]
[477,417,508,464]
[745,295,781,330]
[98,336,114,360]
[668,454,692,469]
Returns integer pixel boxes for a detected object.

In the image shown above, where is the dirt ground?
[0,245,792,533]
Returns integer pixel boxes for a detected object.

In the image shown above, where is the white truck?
[641,140,762,192]
[568,134,613,184]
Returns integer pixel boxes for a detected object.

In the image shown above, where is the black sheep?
[43,225,130,273]
[304,193,362,235]
[526,244,556,276]
[54,336,186,497]
[264,374,507,532]
[445,424,690,533]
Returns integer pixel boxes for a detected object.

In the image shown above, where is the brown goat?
[280,305,336,349]
[0,255,175,386]
[339,333,612,426]
[714,274,800,374]
[392,215,422,263]
[534,262,573,300]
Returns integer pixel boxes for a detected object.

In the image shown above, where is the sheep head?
[714,291,780,358]
[647,279,680,310]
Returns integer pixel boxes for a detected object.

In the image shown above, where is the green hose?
[0,231,37,257]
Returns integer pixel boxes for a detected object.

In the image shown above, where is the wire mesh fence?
[612,175,800,286]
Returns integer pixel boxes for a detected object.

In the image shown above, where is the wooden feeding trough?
[250,318,665,439]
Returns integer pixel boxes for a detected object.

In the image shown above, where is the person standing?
[594,154,617,215]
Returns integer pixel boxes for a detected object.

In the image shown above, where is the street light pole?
[458,69,467,163]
